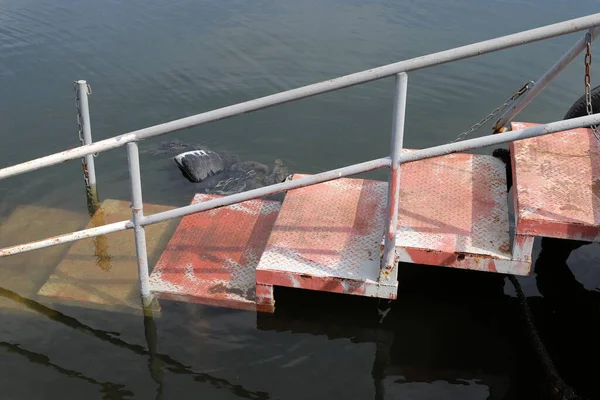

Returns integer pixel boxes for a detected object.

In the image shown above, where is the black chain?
[584,31,600,141]
[451,81,533,143]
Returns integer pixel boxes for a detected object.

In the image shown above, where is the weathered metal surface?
[390,152,531,275]
[255,283,275,313]
[149,194,280,311]
[2,15,600,181]
[381,73,407,284]
[75,80,96,188]
[512,234,535,262]
[37,200,176,311]
[511,121,600,241]
[126,142,152,306]
[255,175,398,299]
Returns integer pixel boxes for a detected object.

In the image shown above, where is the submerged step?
[511,122,600,242]
[0,204,87,314]
[37,199,177,312]
[149,194,281,311]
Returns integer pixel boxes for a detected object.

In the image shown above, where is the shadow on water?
[258,266,520,399]
[2,240,600,399]
[0,287,270,400]
[256,248,600,400]
[0,341,134,400]
[521,237,600,400]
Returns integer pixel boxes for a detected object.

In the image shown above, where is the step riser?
[397,249,531,275]
[256,270,397,299]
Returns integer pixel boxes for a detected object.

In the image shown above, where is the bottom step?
[149,194,281,312]
[37,199,177,313]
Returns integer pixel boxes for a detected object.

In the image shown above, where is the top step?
[511,122,600,242]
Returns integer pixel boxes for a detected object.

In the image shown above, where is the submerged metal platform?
[37,199,177,312]
[511,122,600,242]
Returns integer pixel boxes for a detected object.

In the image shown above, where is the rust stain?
[208,283,251,301]
[560,204,583,212]
[593,180,600,199]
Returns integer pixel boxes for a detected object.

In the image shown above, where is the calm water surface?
[2,0,600,398]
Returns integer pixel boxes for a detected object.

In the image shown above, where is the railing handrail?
[2,111,600,260]
[1,13,600,181]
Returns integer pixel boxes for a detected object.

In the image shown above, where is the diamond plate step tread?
[255,174,397,299]
[149,194,281,311]
[393,151,527,275]
[37,199,177,312]
[511,122,600,241]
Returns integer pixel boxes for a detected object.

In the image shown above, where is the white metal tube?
[126,142,153,306]
[0,220,131,257]
[76,80,97,187]
[401,113,600,161]
[381,73,408,284]
[1,14,600,181]
[493,27,600,131]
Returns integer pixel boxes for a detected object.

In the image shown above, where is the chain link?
[584,31,600,141]
[73,82,90,187]
[73,81,98,158]
[450,81,534,143]
[73,82,85,146]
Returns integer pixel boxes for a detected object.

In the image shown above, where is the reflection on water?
[0,341,135,400]
[0,250,600,398]
[0,287,271,399]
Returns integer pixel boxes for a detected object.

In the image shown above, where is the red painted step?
[149,194,280,312]
[511,122,600,242]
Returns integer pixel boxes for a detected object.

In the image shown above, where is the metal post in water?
[75,80,100,215]
[380,73,408,284]
[127,142,153,307]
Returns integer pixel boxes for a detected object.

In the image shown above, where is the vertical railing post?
[380,72,408,284]
[127,142,153,307]
[74,80,100,215]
